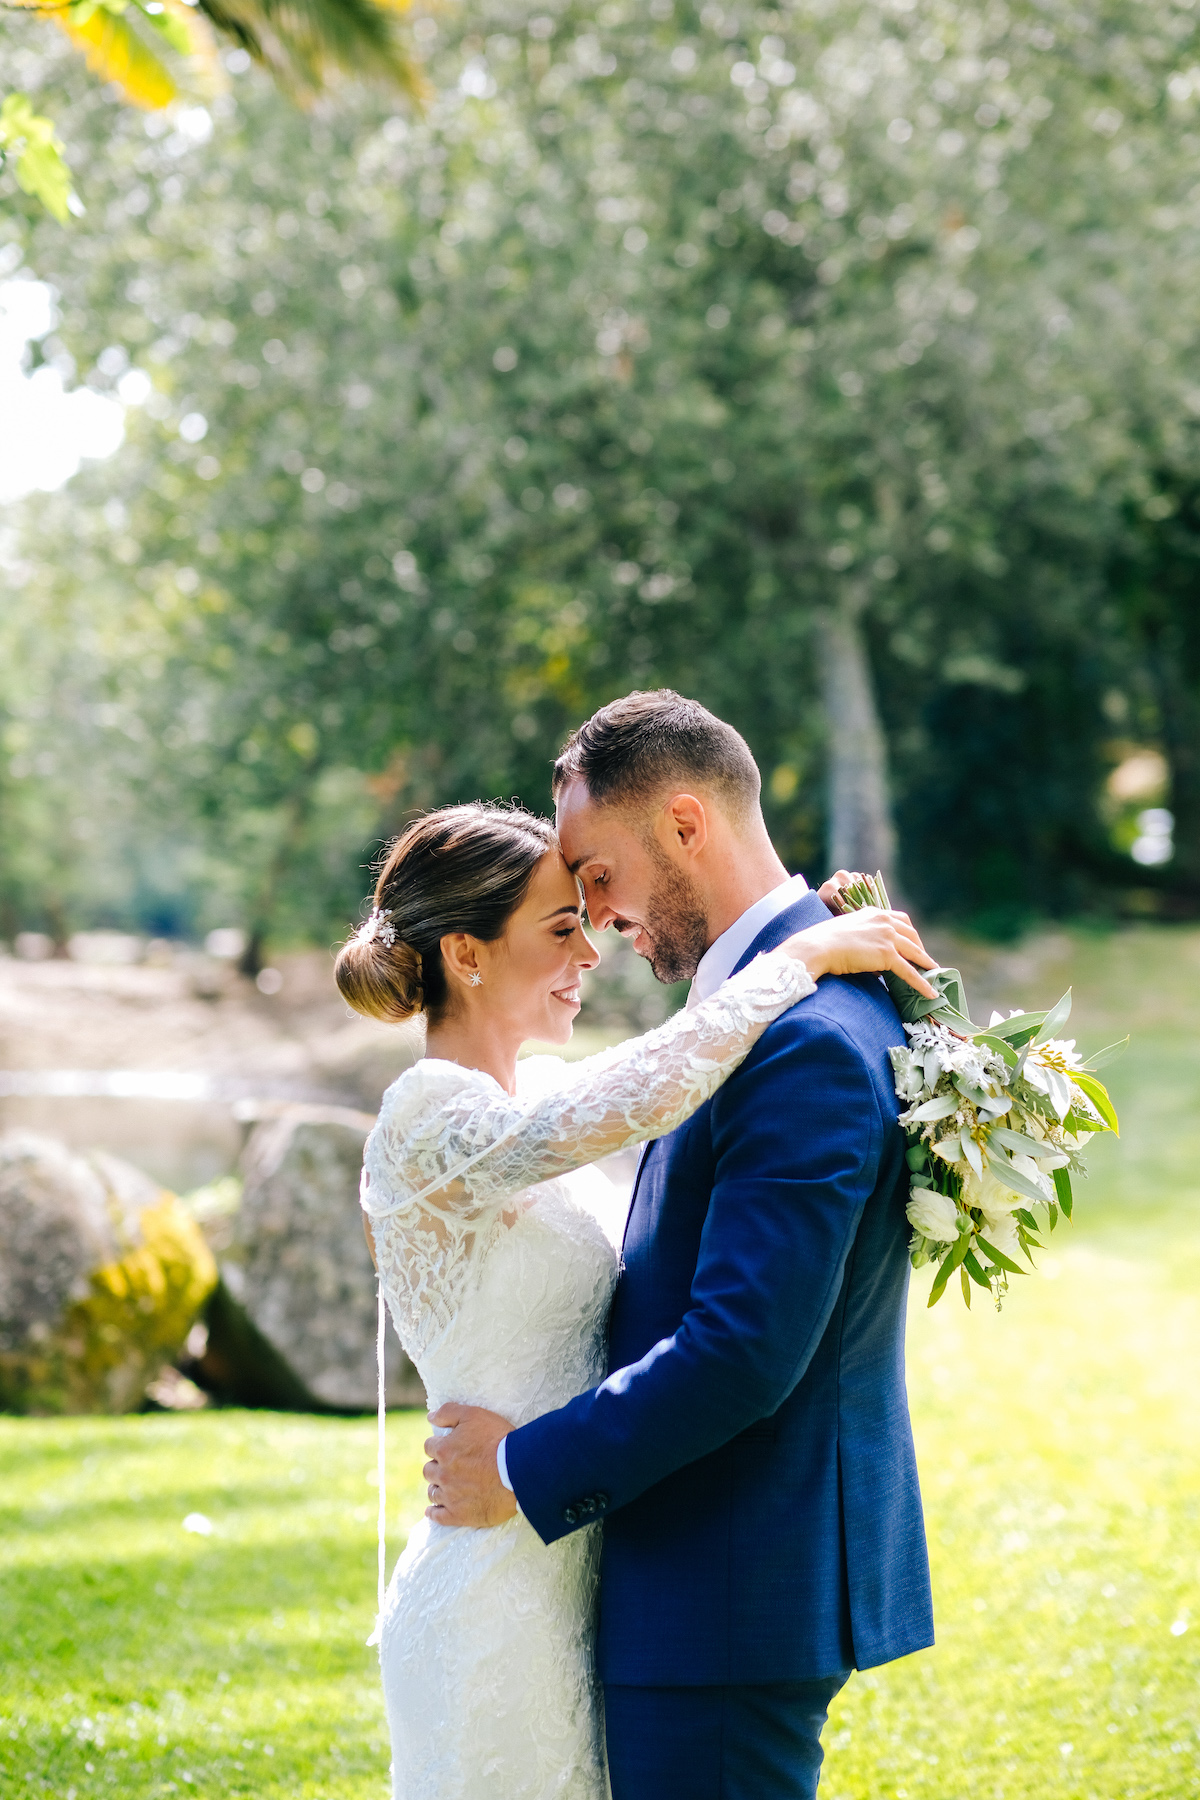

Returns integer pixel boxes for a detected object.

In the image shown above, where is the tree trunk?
[238,790,308,978]
[1152,623,1200,900]
[818,590,898,886]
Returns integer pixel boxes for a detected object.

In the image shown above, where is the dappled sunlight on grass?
[824,1244,1200,1799]
[3,1250,1195,1799]
[0,1410,430,1797]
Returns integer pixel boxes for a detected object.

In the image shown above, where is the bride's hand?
[782,907,939,998]
[817,869,857,915]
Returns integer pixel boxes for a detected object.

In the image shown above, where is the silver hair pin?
[356,906,396,948]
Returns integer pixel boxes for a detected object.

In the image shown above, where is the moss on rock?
[0,1134,217,1415]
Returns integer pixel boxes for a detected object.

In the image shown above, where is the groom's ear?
[657,793,709,862]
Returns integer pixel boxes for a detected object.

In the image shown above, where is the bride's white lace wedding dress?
[359,948,816,1800]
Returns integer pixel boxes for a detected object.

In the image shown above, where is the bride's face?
[478,852,601,1046]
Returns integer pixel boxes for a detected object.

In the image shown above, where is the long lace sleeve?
[362,948,816,1227]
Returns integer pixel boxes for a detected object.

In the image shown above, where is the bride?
[335,800,935,1800]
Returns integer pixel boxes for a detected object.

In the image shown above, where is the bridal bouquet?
[837,875,1122,1310]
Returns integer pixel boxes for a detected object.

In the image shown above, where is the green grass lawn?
[3,925,1199,1798]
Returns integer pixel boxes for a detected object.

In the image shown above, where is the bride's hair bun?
[335,802,556,1025]
[335,919,425,1025]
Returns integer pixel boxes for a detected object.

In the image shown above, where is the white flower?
[1011,1152,1055,1199]
[965,1168,1023,1215]
[906,1188,960,1243]
[978,1209,1023,1264]
[1039,1037,1083,1069]
[889,1046,926,1102]
[1022,1057,1072,1120]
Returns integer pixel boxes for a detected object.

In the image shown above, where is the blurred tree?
[4,0,1200,948]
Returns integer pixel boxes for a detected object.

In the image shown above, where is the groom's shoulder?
[709,976,902,1151]
[773,969,905,1055]
[711,977,904,1148]
[725,973,906,1120]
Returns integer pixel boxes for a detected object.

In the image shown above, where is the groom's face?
[555,779,711,984]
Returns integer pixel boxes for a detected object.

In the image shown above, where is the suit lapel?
[620,1140,655,1255]
[617,890,832,1260]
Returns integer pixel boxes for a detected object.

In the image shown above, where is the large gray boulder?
[0,1132,217,1414]
[198,1105,422,1410]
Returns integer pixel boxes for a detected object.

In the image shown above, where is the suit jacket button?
[595,1492,610,1510]
[563,1505,579,1525]
[580,1497,596,1515]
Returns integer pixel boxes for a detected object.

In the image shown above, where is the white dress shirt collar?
[686,873,810,1009]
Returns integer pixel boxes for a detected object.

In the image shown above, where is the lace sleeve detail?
[362,948,815,1225]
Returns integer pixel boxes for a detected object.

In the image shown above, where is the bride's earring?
[469,971,483,986]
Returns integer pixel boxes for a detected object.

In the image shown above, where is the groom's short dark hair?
[553,690,761,818]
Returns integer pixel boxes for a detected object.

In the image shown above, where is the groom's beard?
[618,844,710,985]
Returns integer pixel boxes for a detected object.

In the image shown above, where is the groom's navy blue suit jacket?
[505,891,935,1686]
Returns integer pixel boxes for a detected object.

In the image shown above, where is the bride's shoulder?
[376,1057,497,1131]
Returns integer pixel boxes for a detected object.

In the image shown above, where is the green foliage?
[4,0,1200,941]
[192,0,421,99]
[0,91,76,221]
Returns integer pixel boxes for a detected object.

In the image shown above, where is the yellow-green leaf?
[1072,1072,1120,1136]
[0,93,77,223]
[56,6,177,109]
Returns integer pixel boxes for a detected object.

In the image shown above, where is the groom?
[426,690,934,1798]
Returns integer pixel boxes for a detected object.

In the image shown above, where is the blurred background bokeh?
[1,2,1198,1796]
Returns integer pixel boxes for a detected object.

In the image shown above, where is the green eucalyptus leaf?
[927,1256,955,1308]
[1034,988,1073,1041]
[909,1094,959,1122]
[969,1030,1020,1067]
[983,1149,1051,1205]
[975,1236,1028,1276]
[991,1011,1048,1047]
[1072,1073,1120,1135]
[990,1125,1048,1159]
[963,1249,991,1288]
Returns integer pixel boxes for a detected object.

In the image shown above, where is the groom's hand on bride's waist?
[424,1404,518,1527]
